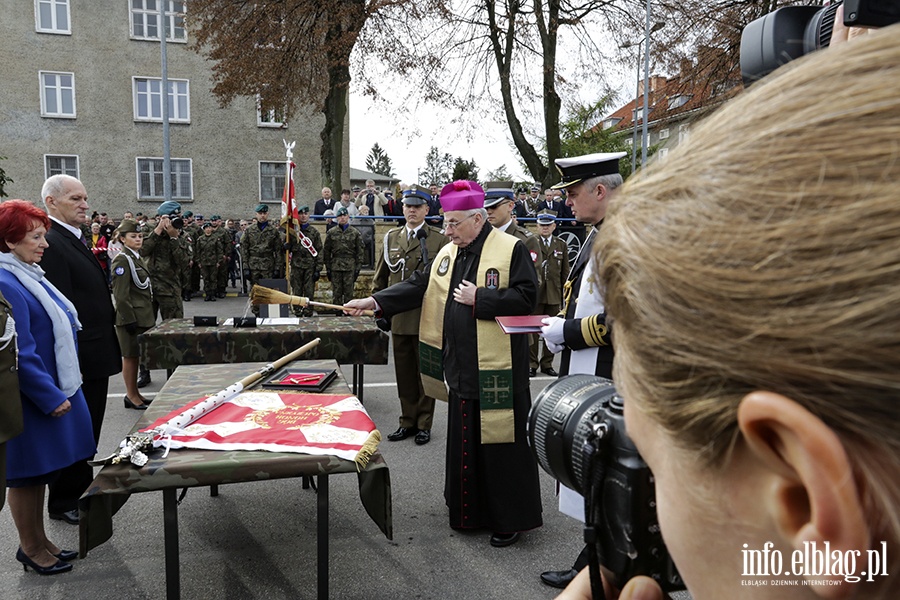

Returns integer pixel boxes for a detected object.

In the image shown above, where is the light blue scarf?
[0,252,83,397]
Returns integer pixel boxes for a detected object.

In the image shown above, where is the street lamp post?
[622,16,664,174]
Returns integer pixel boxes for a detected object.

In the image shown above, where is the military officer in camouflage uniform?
[196,222,224,301]
[241,204,281,286]
[209,215,231,298]
[141,201,189,319]
[181,211,200,302]
[373,187,448,445]
[286,205,323,317]
[323,206,365,309]
[530,210,569,376]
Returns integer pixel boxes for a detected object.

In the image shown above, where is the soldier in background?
[181,211,198,302]
[209,215,231,298]
[484,182,542,281]
[323,206,365,309]
[529,210,569,377]
[373,187,448,445]
[141,201,189,320]
[241,204,281,285]
[286,205,323,317]
[196,222,224,302]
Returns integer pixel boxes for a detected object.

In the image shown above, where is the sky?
[348,93,530,185]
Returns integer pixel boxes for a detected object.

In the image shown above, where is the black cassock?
[374,224,543,533]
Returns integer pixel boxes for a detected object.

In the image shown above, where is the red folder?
[495,315,550,334]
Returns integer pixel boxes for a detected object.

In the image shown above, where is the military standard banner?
[140,391,381,467]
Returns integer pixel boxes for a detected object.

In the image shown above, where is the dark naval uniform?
[531,231,570,371]
[373,222,447,432]
[373,223,543,534]
[558,226,613,379]
[287,223,323,316]
[323,223,365,307]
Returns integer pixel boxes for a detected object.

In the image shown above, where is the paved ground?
[0,291,606,600]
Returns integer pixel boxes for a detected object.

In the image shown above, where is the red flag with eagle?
[280,160,300,242]
[141,391,381,467]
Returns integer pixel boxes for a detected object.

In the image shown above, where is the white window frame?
[601,117,621,131]
[658,147,669,159]
[44,154,80,179]
[133,77,190,123]
[259,161,287,202]
[35,0,71,34]
[130,0,187,42]
[659,128,670,140]
[136,157,193,201]
[257,107,286,128]
[39,71,76,118]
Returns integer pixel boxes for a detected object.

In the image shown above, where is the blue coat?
[0,271,94,480]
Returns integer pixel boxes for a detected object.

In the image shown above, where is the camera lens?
[171,217,184,229]
[527,375,618,492]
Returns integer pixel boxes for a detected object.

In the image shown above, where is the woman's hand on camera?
[554,569,663,600]
[829,4,874,46]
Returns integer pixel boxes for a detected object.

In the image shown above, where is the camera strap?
[583,434,609,600]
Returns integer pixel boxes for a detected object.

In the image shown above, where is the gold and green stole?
[418,228,517,444]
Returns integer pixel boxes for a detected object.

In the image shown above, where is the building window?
[601,117,622,131]
[257,103,286,128]
[632,105,651,124]
[659,128,670,140]
[259,162,287,201]
[130,1,186,42]
[35,0,70,34]
[667,94,692,110]
[136,157,193,200]
[44,154,79,178]
[40,71,76,118]
[658,148,669,159]
[133,77,190,122]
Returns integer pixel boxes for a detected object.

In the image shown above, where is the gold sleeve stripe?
[580,315,609,347]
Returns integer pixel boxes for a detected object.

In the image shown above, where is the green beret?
[335,206,349,217]
[202,222,213,229]
[255,204,269,213]
[157,200,182,216]
[210,214,221,221]
[297,205,310,213]
[182,210,194,218]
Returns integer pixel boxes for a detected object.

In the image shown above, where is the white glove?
[541,316,566,348]
[545,339,565,354]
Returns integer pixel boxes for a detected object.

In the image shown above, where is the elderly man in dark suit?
[40,174,122,525]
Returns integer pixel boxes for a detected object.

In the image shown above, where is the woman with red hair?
[0,200,94,576]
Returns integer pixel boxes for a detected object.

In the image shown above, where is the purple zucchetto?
[440,180,484,212]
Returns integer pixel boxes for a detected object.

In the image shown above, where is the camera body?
[740,0,900,82]
[528,375,683,593]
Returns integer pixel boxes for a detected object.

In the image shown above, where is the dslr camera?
[528,375,683,598]
[741,0,900,82]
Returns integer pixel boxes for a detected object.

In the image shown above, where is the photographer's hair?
[41,174,79,205]
[596,25,900,589]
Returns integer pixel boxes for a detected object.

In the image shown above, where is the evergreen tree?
[452,157,479,182]
[420,146,454,186]
[365,143,395,177]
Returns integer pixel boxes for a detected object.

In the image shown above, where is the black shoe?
[182,292,192,302]
[414,430,431,445]
[529,368,537,377]
[15,548,73,575]
[540,568,579,589]
[48,509,79,525]
[489,532,520,547]
[53,549,78,562]
[204,296,211,302]
[386,427,416,441]
[124,396,148,411]
[216,291,226,298]
[137,369,151,388]
[541,367,559,377]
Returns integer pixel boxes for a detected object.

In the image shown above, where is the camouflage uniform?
[183,221,202,299]
[323,223,365,307]
[196,229,224,300]
[240,222,281,287]
[287,224,323,316]
[141,230,188,319]
[210,219,231,297]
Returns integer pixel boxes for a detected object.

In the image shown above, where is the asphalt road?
[0,291,688,600]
